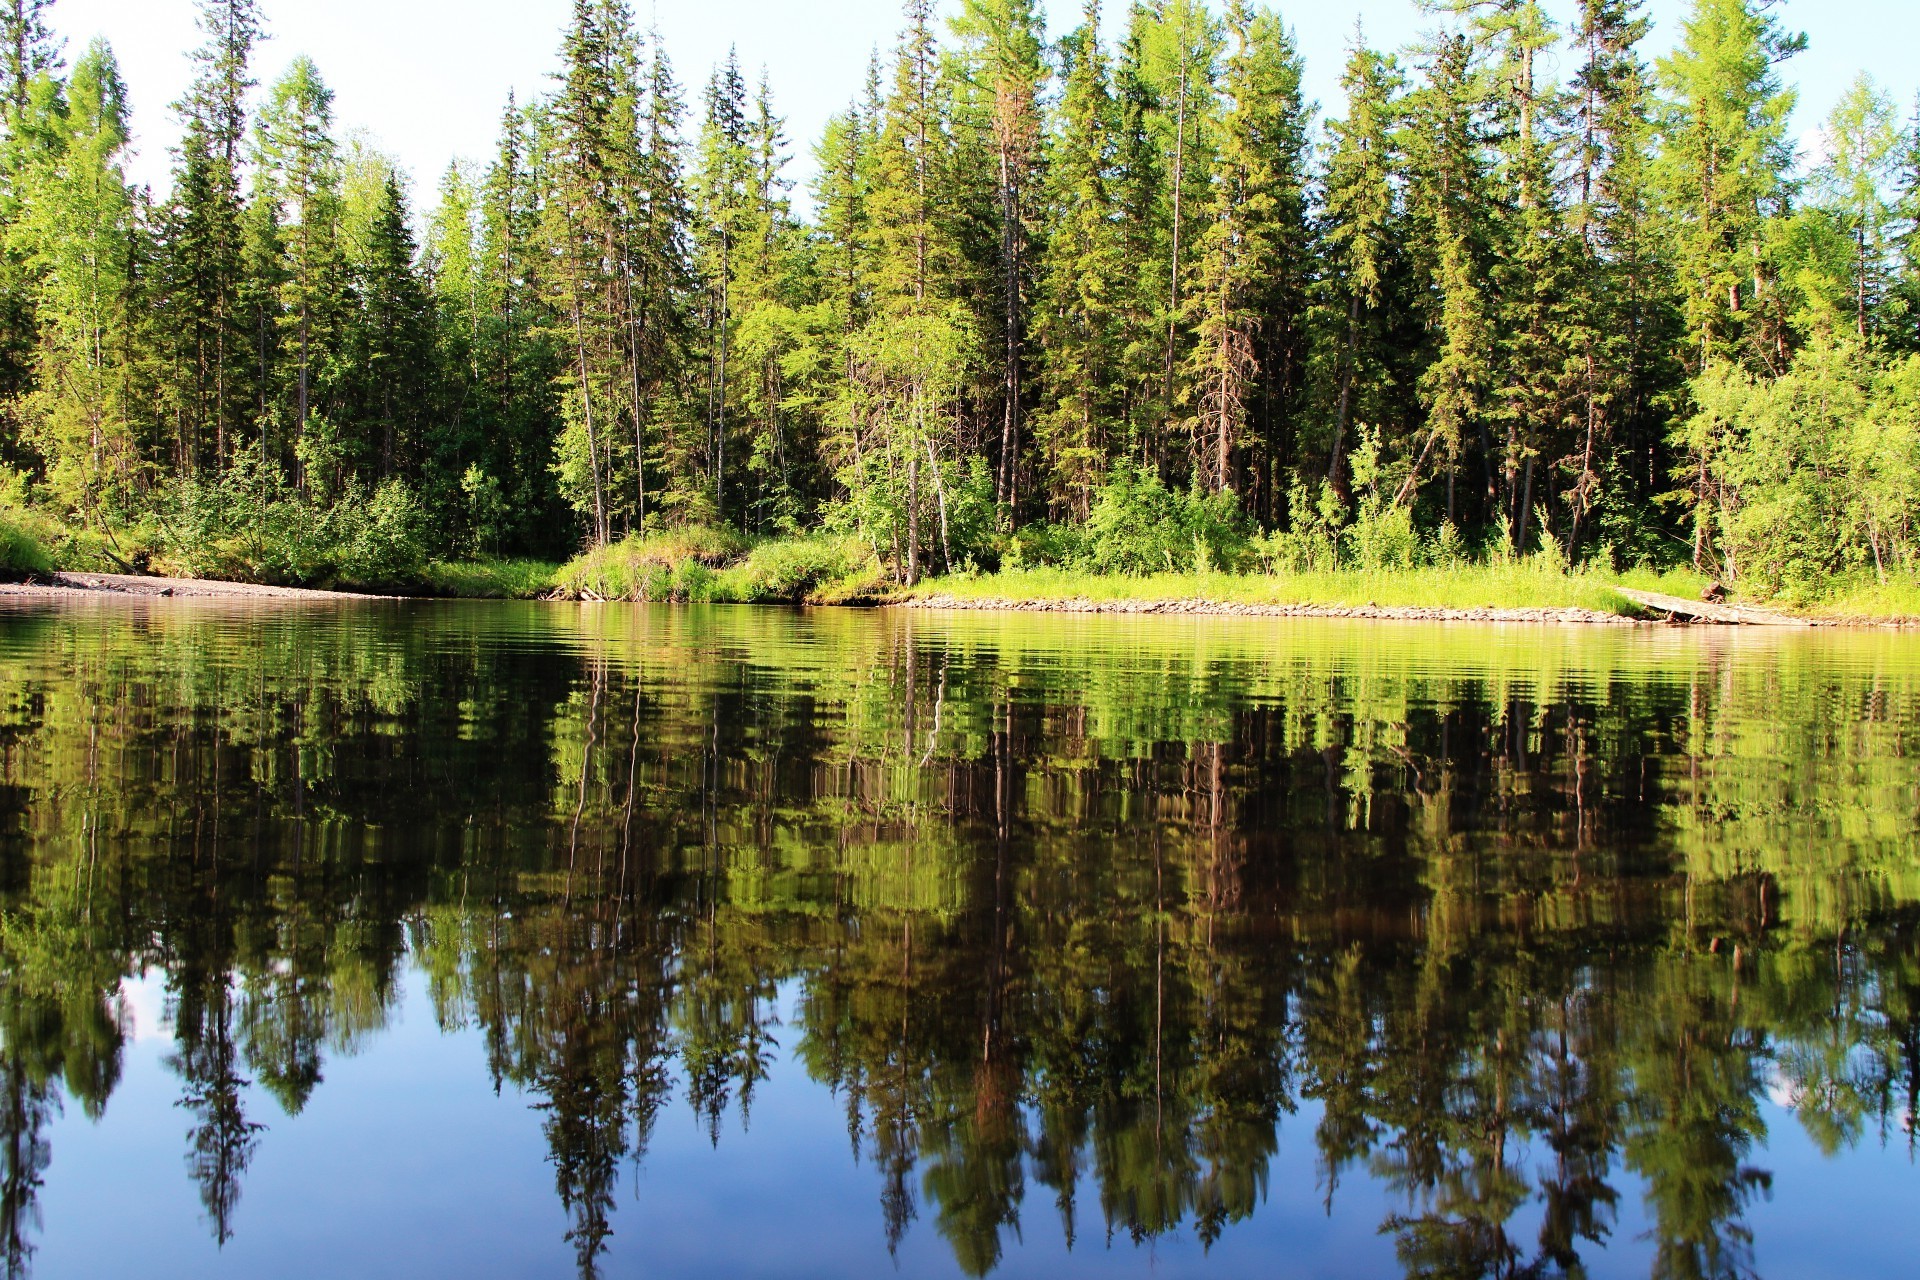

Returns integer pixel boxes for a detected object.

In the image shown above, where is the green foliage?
[1079,462,1250,574]
[0,507,51,575]
[552,526,883,604]
[1691,338,1920,594]
[149,447,430,589]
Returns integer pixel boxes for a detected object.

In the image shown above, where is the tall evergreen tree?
[0,0,58,112]
[1655,0,1803,568]
[1033,0,1125,518]
[951,0,1045,517]
[1317,36,1406,495]
[157,0,264,476]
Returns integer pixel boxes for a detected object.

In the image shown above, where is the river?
[0,599,1915,1278]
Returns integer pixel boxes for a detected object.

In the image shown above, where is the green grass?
[552,530,888,604]
[1796,578,1920,621]
[907,561,1715,616]
[419,558,560,599]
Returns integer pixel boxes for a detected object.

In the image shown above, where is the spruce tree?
[254,55,340,488]
[1317,36,1405,496]
[1184,1,1306,497]
[1564,0,1679,557]
[158,0,264,476]
[1033,0,1125,518]
[1405,33,1494,524]
[950,0,1045,517]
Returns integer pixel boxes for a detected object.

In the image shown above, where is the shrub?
[1081,462,1251,575]
[0,509,52,577]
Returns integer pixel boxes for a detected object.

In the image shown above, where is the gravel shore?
[0,571,387,601]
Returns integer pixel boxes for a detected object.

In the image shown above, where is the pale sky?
[48,0,1920,215]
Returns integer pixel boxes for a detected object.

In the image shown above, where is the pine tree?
[950,0,1045,517]
[1033,0,1125,518]
[1317,36,1405,495]
[157,0,264,476]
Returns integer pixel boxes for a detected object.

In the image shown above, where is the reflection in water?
[0,601,1918,1277]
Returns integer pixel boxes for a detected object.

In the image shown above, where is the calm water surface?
[0,599,1916,1279]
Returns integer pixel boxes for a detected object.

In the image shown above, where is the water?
[0,598,1916,1280]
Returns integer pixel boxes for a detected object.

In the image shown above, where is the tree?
[1806,74,1902,341]
[7,39,140,521]
[950,0,1046,518]
[1032,0,1125,519]
[1656,0,1803,570]
[1185,0,1309,501]
[253,55,339,488]
[157,0,265,477]
[1404,33,1494,523]
[1317,36,1405,496]
[0,0,58,112]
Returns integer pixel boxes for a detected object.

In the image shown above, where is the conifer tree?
[950,0,1045,516]
[1563,0,1679,556]
[0,0,58,111]
[1133,0,1219,467]
[1033,1,1125,518]
[1317,37,1405,495]
[1404,33,1494,523]
[253,55,339,487]
[1656,0,1803,568]
[1185,1,1309,503]
[158,0,264,476]
[7,39,138,519]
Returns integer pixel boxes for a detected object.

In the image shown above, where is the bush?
[0,509,52,577]
[148,449,432,589]
[1081,462,1251,575]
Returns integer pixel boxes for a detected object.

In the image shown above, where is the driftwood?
[1614,588,1813,627]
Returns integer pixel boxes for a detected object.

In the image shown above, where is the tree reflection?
[0,605,1918,1276]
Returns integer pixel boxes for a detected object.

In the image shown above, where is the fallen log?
[1614,588,1813,626]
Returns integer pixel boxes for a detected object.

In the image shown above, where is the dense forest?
[0,0,1917,591]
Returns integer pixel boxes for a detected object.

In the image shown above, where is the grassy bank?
[551,529,888,604]
[903,562,1713,617]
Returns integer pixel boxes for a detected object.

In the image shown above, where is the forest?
[0,0,1917,598]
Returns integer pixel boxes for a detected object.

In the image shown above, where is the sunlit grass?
[909,562,1715,616]
[420,558,560,599]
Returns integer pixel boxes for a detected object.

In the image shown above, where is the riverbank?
[6,506,1915,624]
[0,570,389,600]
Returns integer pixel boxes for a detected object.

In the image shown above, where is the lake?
[0,599,1915,1279]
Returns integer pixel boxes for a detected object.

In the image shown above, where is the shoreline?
[902,591,1644,626]
[0,571,392,601]
[5,570,1910,629]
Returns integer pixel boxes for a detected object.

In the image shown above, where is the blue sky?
[50,0,1920,212]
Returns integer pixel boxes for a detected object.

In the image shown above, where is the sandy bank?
[0,571,389,601]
